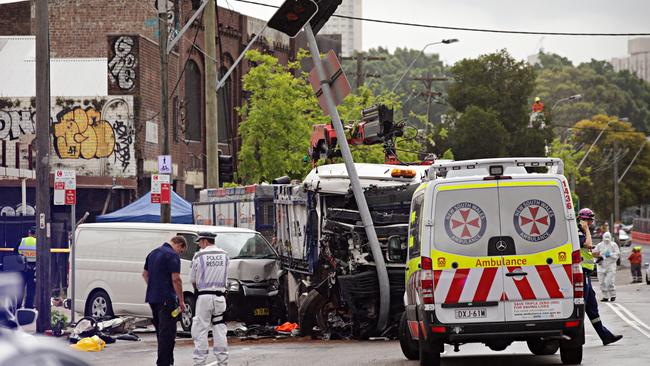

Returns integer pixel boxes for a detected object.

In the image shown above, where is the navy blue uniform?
[579,231,616,343]
[145,243,181,366]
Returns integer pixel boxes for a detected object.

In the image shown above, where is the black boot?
[603,334,623,346]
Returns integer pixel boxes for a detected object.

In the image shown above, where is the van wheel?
[85,290,114,319]
[399,312,419,360]
[527,340,559,355]
[180,295,195,332]
[560,345,583,365]
[419,337,441,366]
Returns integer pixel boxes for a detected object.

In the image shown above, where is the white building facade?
[611,38,650,83]
[319,0,362,57]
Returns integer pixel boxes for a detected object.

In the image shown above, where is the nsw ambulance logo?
[513,199,556,242]
[444,202,487,245]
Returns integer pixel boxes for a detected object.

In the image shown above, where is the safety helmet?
[535,96,541,102]
[577,208,595,220]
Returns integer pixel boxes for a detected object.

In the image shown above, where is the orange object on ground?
[275,322,299,332]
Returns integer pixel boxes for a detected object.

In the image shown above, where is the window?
[184,60,202,141]
[218,55,234,144]
[214,232,276,259]
[408,194,424,259]
[177,232,199,261]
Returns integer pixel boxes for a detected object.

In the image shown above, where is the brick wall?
[0,1,30,36]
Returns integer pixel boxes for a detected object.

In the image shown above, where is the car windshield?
[214,232,276,259]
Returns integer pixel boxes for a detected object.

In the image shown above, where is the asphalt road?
[74,248,650,366]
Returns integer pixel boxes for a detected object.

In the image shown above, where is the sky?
[1,0,647,66]
[221,0,650,66]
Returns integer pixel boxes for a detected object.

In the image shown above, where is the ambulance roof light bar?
[428,157,564,178]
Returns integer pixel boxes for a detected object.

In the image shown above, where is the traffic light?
[309,0,342,35]
[218,153,234,186]
[268,0,319,38]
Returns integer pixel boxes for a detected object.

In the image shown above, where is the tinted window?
[408,194,424,259]
[177,233,199,261]
[214,233,276,259]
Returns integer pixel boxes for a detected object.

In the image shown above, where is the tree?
[237,50,326,184]
[547,137,589,205]
[447,107,508,160]
[441,50,547,158]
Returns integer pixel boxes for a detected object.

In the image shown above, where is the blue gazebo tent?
[96,191,193,224]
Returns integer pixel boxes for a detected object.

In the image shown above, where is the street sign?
[158,155,172,174]
[151,174,171,204]
[54,169,76,205]
[309,50,351,116]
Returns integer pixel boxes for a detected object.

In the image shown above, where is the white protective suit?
[594,232,620,299]
[190,245,229,366]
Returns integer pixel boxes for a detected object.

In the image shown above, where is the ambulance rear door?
[431,179,505,324]
[497,178,574,322]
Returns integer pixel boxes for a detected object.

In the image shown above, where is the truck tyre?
[180,294,195,332]
[298,289,327,336]
[419,337,441,366]
[527,340,559,355]
[399,312,419,360]
[560,345,583,365]
[85,290,114,319]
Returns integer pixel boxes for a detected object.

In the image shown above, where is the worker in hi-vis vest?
[16,227,37,308]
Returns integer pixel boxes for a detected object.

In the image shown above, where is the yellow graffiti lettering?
[53,106,115,160]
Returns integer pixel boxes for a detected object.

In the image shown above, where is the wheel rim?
[92,297,107,317]
[181,301,193,329]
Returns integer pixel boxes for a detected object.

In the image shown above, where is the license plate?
[454,309,487,319]
[254,307,269,316]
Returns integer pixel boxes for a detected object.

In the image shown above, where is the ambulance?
[399,158,585,365]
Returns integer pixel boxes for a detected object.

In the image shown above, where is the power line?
[233,0,650,37]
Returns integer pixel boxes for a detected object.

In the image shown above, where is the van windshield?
[214,233,276,259]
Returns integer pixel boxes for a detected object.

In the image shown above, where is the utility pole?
[342,52,384,89]
[205,0,219,188]
[613,139,620,226]
[158,0,171,223]
[35,0,52,333]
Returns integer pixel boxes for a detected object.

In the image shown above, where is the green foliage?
[570,115,648,219]
[237,50,326,184]
[547,137,589,204]
[442,148,454,160]
[447,107,508,160]
[51,309,68,328]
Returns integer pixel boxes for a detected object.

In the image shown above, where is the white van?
[70,223,282,330]
[399,158,585,365]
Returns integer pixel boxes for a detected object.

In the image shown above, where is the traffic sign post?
[158,155,172,174]
[54,169,77,323]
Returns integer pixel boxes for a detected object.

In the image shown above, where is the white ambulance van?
[399,158,585,366]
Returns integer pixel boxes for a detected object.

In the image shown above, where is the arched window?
[218,54,234,144]
[184,60,202,141]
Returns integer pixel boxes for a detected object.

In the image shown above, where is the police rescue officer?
[577,208,622,345]
[16,227,37,308]
[190,232,229,366]
[142,236,187,366]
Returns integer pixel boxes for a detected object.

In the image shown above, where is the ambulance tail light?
[421,256,435,305]
[571,250,584,302]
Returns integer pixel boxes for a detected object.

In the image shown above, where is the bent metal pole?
[304,24,390,334]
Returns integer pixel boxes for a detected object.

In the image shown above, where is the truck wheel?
[399,312,419,360]
[180,295,195,332]
[560,345,583,365]
[85,290,114,319]
[527,340,559,355]
[419,337,441,366]
[646,273,650,285]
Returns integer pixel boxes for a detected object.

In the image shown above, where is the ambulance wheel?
[398,312,419,360]
[419,338,441,366]
[85,290,114,319]
[180,295,195,332]
[527,340,559,355]
[560,345,583,365]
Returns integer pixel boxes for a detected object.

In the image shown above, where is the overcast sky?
[223,0,649,66]
[1,0,647,65]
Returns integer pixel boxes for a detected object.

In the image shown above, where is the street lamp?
[390,39,459,93]
[552,94,582,111]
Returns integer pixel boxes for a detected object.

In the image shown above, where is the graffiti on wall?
[108,36,138,94]
[0,96,136,177]
[0,109,35,140]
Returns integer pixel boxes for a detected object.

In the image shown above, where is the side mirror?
[16,308,38,326]
[386,235,406,263]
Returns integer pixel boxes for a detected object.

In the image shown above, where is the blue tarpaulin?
[96,191,193,224]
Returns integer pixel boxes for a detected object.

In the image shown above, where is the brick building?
[0,0,296,229]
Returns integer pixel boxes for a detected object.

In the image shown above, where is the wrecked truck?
[275,163,430,338]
